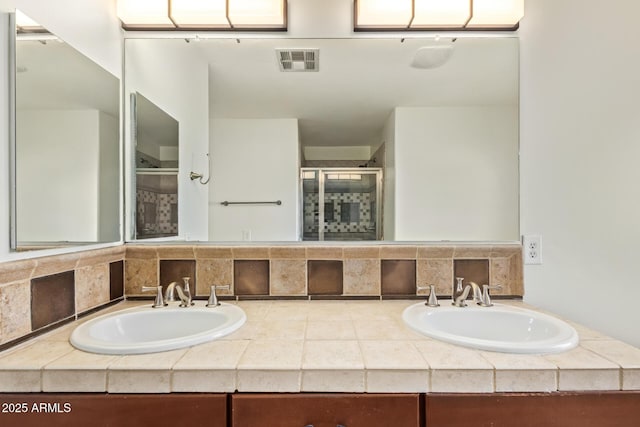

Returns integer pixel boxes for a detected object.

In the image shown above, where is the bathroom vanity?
[0,299,639,427]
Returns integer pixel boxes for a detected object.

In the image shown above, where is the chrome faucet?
[141,285,167,308]
[452,280,482,307]
[417,284,439,307]
[206,284,230,307]
[164,277,194,307]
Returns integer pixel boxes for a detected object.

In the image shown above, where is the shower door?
[301,168,382,241]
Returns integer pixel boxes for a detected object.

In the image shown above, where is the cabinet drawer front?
[232,393,421,427]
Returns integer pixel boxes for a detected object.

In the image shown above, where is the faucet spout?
[453,285,472,307]
[164,280,193,307]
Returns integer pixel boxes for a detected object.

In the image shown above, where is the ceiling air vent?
[276,49,319,72]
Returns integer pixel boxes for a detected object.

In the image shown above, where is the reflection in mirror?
[13,11,121,251]
[124,37,519,242]
[132,93,179,240]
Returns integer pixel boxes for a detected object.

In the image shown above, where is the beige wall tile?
[343,259,380,295]
[75,264,110,313]
[157,246,195,259]
[490,258,509,295]
[0,259,36,284]
[32,253,80,278]
[490,245,521,257]
[380,246,417,259]
[453,246,493,258]
[417,259,453,296]
[232,247,270,259]
[125,246,158,259]
[417,246,455,259]
[124,259,158,295]
[194,247,233,259]
[270,259,307,296]
[306,247,343,260]
[0,281,31,343]
[196,259,233,296]
[76,247,125,268]
[270,247,306,259]
[509,253,524,295]
[343,247,380,259]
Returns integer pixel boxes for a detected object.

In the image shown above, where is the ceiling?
[200,37,518,151]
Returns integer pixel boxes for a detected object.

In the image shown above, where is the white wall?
[389,106,519,241]
[520,0,640,347]
[0,14,10,258]
[0,0,122,260]
[98,111,120,242]
[10,0,121,77]
[125,39,209,241]
[382,110,396,240]
[209,119,300,241]
[17,110,101,241]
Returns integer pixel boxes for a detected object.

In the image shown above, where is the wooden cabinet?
[231,393,421,427]
[0,394,227,427]
[426,392,640,427]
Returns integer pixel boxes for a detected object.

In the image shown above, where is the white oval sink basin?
[403,301,578,354]
[70,303,246,355]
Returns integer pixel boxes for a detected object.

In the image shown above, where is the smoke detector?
[276,49,319,72]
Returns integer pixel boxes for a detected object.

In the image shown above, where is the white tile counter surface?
[1,300,639,394]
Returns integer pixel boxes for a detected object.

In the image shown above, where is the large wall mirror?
[11,11,121,251]
[124,36,519,242]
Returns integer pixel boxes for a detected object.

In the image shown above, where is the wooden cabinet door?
[426,393,640,427]
[231,393,421,427]
[0,394,227,427]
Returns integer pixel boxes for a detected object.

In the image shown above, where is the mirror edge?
[8,11,16,251]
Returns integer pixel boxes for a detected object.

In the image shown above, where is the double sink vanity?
[1,283,639,427]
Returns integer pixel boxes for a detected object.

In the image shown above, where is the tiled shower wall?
[125,244,523,299]
[0,246,125,347]
[303,192,375,233]
[137,189,178,235]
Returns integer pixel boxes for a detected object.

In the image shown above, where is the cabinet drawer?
[231,393,421,427]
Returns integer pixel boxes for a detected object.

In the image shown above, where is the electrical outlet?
[522,235,542,265]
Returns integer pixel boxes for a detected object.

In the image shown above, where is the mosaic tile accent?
[136,189,178,236]
[304,192,375,233]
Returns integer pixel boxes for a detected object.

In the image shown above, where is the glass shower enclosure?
[301,168,382,241]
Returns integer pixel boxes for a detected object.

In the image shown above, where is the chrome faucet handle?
[479,284,503,307]
[455,277,464,293]
[417,284,439,307]
[207,284,230,307]
[141,285,167,308]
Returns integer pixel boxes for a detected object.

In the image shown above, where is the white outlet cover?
[522,235,542,265]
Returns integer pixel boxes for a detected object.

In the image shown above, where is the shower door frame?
[300,167,383,241]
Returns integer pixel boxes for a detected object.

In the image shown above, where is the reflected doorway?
[302,168,382,241]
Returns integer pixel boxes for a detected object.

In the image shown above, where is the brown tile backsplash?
[381,260,417,295]
[454,259,490,289]
[31,271,75,331]
[110,261,124,301]
[234,260,270,296]
[159,260,196,295]
[308,260,343,295]
[0,243,523,346]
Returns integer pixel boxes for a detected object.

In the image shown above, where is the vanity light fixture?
[354,0,524,31]
[116,0,287,30]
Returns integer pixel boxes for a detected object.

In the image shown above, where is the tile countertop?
[0,300,639,394]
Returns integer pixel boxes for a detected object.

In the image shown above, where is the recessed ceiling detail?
[276,49,319,72]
